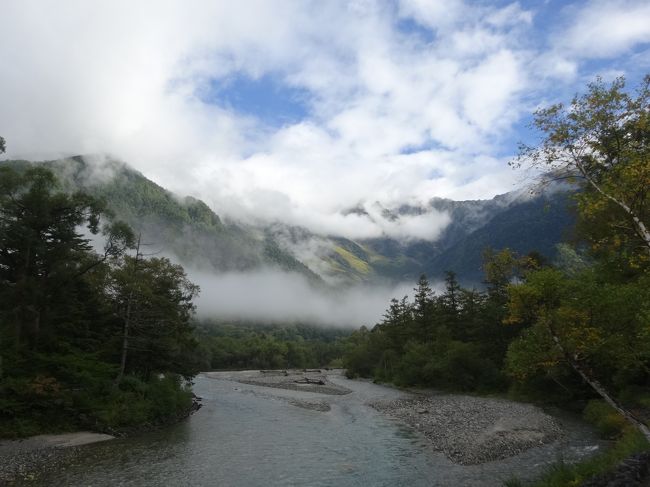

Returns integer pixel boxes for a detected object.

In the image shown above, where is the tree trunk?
[548,327,650,441]
[570,360,650,441]
[581,169,650,253]
[115,297,132,385]
[115,235,141,385]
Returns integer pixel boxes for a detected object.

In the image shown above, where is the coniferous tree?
[0,165,200,436]
[412,274,434,341]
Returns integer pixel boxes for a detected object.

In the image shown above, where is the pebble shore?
[0,397,201,485]
[371,394,563,465]
[0,432,114,485]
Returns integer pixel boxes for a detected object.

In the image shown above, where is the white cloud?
[0,1,645,242]
[561,0,650,59]
[486,3,533,28]
[397,0,468,30]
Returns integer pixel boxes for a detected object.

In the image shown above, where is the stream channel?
[33,372,604,486]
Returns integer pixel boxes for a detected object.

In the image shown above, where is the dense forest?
[194,322,347,371]
[0,161,203,437]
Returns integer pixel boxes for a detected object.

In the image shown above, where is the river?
[33,373,603,486]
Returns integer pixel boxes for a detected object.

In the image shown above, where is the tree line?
[193,321,347,371]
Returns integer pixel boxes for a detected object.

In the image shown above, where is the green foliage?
[342,255,521,393]
[504,267,650,413]
[502,75,650,484]
[110,252,200,380]
[96,375,192,427]
[0,166,201,438]
[583,400,627,439]
[520,428,649,487]
[196,321,349,371]
[517,75,650,270]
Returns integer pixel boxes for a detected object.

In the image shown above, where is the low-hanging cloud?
[190,268,427,328]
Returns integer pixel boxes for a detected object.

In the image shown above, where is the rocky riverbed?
[371,394,563,465]
[4,372,606,487]
[0,432,115,484]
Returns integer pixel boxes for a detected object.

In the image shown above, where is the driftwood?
[302,369,322,373]
[294,378,325,385]
[260,370,288,376]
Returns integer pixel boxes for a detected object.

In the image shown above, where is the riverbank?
[0,432,114,485]
[370,394,563,465]
[0,396,202,485]
[204,368,353,395]
[16,372,604,486]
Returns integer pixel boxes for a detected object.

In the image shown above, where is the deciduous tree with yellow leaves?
[507,76,650,441]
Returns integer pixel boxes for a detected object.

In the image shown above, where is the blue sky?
[1,0,650,240]
[203,73,310,127]
[199,0,650,159]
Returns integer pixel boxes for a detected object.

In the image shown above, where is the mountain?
[2,156,576,286]
[268,188,576,286]
[3,157,321,282]
[422,191,576,283]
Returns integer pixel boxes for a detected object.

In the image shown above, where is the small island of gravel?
[204,369,353,395]
[371,394,563,465]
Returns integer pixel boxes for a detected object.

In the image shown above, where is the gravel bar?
[205,369,353,395]
[371,394,563,465]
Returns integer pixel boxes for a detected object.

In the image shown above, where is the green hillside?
[2,157,321,281]
[423,192,576,284]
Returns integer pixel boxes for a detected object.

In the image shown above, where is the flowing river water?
[33,373,604,487]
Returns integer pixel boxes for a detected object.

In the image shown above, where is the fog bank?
[190,269,434,328]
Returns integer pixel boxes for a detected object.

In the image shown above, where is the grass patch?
[333,246,371,274]
[525,428,648,486]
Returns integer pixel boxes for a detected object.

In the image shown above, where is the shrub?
[583,400,627,439]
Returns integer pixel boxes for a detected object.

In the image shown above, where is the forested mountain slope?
[2,157,575,286]
[422,191,576,283]
[2,157,320,281]
[269,189,576,285]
